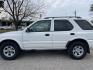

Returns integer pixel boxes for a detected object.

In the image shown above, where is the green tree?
[90,4,93,11]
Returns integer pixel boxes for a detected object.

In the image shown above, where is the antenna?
[40,14,42,19]
[74,10,77,18]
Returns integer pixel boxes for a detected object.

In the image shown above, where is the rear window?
[74,20,93,30]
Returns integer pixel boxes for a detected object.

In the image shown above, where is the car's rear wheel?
[68,41,87,60]
[0,41,20,60]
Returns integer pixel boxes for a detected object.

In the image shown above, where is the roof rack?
[44,16,81,19]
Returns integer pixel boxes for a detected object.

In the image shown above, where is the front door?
[23,20,52,50]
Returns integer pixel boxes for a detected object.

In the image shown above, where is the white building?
[0,0,12,29]
[0,0,34,29]
[0,0,10,20]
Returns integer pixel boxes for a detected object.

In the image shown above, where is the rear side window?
[74,20,93,30]
[54,20,73,31]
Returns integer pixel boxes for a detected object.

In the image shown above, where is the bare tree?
[4,0,46,30]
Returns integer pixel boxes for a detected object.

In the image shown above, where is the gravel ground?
[0,49,93,70]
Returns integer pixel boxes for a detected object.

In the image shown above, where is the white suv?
[0,17,93,60]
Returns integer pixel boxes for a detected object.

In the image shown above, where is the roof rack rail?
[44,16,81,19]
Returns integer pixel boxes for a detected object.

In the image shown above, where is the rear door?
[52,19,74,49]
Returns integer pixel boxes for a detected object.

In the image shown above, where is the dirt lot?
[0,49,93,70]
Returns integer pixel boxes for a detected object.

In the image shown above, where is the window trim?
[28,20,52,32]
[53,19,74,32]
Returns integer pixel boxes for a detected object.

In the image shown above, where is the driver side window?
[29,20,51,32]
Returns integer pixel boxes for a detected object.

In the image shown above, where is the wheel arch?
[0,39,21,50]
[66,38,90,53]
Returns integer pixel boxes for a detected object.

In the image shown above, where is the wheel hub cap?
[3,46,15,57]
[73,46,84,57]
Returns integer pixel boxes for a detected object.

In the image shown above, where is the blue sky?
[45,0,93,19]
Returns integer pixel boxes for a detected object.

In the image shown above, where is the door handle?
[70,33,75,35]
[45,34,50,36]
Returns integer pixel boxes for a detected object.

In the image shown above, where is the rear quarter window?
[74,20,93,30]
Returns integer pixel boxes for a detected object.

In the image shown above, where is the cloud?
[47,0,67,8]
[46,0,93,19]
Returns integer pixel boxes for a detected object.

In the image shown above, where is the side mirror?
[26,28,31,32]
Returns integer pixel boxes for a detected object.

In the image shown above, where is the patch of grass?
[0,29,15,33]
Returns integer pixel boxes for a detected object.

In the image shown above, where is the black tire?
[0,41,20,60]
[67,41,87,60]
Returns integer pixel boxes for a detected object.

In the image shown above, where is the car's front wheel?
[68,41,87,60]
[0,41,20,60]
